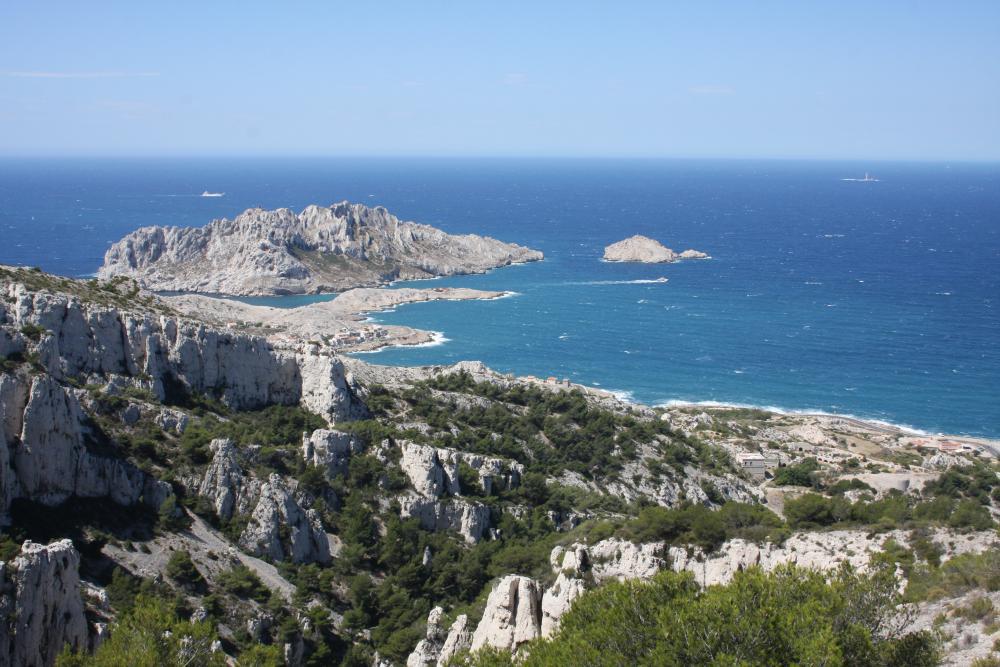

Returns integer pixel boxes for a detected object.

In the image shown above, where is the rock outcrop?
[393,441,522,543]
[2,282,364,421]
[99,202,544,295]
[0,372,171,520]
[0,540,88,667]
[239,474,330,564]
[602,235,708,263]
[197,439,262,523]
[470,575,542,654]
[397,441,523,498]
[668,528,1000,587]
[301,429,364,479]
[399,495,492,544]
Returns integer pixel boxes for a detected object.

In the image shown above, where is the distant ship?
[841,173,879,182]
[653,277,668,283]
[201,191,225,197]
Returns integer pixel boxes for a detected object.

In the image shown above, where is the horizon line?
[0,153,998,164]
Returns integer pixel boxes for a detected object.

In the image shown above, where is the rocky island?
[603,234,709,263]
[98,201,543,296]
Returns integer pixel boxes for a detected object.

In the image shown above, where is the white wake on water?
[565,279,669,286]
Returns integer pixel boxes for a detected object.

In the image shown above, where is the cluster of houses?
[737,442,856,482]
[522,375,574,387]
[328,325,389,349]
[909,437,980,455]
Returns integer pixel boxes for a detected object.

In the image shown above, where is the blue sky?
[1,2,998,159]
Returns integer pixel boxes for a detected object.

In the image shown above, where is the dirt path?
[184,511,296,602]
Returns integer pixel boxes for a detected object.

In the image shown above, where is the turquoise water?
[0,158,997,436]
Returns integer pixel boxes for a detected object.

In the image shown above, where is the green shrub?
[165,550,204,588]
[19,323,47,341]
[772,458,821,487]
[218,565,270,603]
[56,595,223,667]
[468,565,939,666]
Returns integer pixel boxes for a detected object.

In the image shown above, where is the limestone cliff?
[99,202,544,295]
[0,540,89,667]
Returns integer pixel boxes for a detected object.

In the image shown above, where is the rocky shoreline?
[163,285,513,354]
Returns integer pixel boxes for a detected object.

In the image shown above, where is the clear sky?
[1,1,998,160]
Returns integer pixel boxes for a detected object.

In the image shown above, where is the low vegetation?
[466,565,938,666]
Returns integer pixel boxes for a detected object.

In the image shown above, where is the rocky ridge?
[99,202,544,295]
[408,528,1000,664]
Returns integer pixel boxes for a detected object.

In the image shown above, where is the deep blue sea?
[1,158,997,437]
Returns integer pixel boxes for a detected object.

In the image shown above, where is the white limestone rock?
[0,539,88,667]
[399,442,454,498]
[406,608,474,667]
[3,282,364,420]
[239,474,330,564]
[540,572,586,636]
[397,440,523,499]
[471,575,542,653]
[603,235,708,263]
[0,373,171,519]
[99,202,544,296]
[296,348,368,425]
[301,429,364,479]
[197,438,262,522]
[668,528,1000,587]
[399,495,491,544]
[438,614,473,665]
[572,537,665,583]
[406,606,446,667]
[155,408,189,434]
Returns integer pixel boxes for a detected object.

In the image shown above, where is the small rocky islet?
[603,234,709,263]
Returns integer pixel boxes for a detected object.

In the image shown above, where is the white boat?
[654,277,668,283]
[841,172,879,182]
[201,191,225,197]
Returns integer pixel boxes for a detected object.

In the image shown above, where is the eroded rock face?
[470,575,542,653]
[295,349,368,425]
[667,528,1000,587]
[301,429,364,479]
[198,438,262,523]
[99,202,544,296]
[239,474,330,564]
[406,608,473,667]
[0,539,88,667]
[398,495,491,544]
[0,373,171,519]
[540,572,586,637]
[394,441,521,543]
[3,283,364,420]
[602,235,708,263]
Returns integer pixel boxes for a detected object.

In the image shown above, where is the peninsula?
[99,201,544,295]
[603,234,709,263]
[164,285,511,352]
